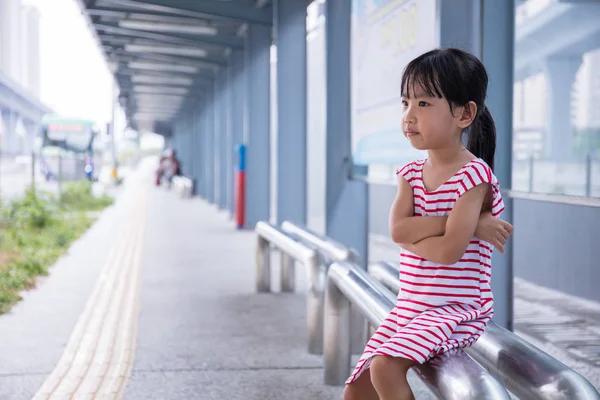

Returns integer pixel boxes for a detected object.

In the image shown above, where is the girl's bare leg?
[343,368,379,400]
[370,355,415,400]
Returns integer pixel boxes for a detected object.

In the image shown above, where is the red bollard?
[235,145,246,229]
[235,171,245,229]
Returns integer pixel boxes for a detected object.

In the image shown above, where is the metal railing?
[280,221,367,354]
[369,261,600,400]
[255,221,325,355]
[281,221,360,263]
[325,261,511,399]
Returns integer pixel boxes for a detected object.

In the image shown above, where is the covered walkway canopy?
[75,0,516,329]
[76,0,274,135]
[76,0,310,233]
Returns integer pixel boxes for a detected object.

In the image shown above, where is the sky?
[24,0,126,134]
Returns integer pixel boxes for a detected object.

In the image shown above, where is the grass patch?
[60,181,114,211]
[0,182,113,314]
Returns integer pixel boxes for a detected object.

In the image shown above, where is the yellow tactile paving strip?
[33,185,147,400]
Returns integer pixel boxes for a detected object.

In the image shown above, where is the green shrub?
[60,181,113,211]
[6,187,53,230]
[0,183,111,314]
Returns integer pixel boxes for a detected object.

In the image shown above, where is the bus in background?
[39,116,98,182]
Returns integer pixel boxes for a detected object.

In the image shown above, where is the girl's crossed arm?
[402,183,488,265]
[390,174,512,253]
[389,174,448,244]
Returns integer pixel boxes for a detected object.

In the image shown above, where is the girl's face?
[401,83,464,151]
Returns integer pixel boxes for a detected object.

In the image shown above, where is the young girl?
[344,48,513,400]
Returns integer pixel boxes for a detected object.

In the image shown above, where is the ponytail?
[467,105,496,171]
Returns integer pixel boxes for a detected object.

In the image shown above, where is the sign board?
[42,117,96,153]
[351,0,439,169]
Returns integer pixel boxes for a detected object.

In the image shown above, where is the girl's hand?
[474,212,513,253]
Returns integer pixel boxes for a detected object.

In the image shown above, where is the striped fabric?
[347,158,505,384]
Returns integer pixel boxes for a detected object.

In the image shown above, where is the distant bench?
[172,176,194,198]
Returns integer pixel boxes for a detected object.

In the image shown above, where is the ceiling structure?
[75,0,274,135]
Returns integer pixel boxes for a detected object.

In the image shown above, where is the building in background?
[0,0,43,155]
[0,0,21,82]
[20,3,41,97]
[0,0,41,95]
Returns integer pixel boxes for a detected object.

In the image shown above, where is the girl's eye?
[401,100,408,107]
[418,101,428,107]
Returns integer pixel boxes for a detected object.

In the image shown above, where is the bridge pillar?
[22,118,39,155]
[274,0,307,226]
[0,109,19,156]
[544,55,582,162]
[244,24,272,228]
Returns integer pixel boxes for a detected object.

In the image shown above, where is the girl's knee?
[370,355,413,384]
[343,383,360,400]
[343,371,378,400]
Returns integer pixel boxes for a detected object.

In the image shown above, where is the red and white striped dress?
[347,158,505,384]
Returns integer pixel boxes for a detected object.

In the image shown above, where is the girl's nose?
[403,106,416,124]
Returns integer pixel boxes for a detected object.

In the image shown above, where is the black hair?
[401,48,496,170]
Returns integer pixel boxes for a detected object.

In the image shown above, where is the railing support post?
[256,235,271,292]
[324,271,352,385]
[306,253,324,355]
[280,253,295,292]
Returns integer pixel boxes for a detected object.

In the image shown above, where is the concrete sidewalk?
[122,187,342,399]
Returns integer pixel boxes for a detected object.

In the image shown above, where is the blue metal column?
[244,24,272,228]
[275,0,307,226]
[232,50,245,150]
[184,114,189,178]
[219,69,228,210]
[231,50,245,216]
[187,113,194,180]
[171,121,178,154]
[482,0,515,331]
[194,106,203,198]
[439,0,481,56]
[225,60,234,215]
[199,97,208,199]
[206,91,216,203]
[197,99,204,197]
[189,110,196,191]
[182,117,189,175]
[177,119,183,171]
[213,74,223,208]
[325,0,368,264]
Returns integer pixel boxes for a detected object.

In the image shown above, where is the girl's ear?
[456,101,477,129]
